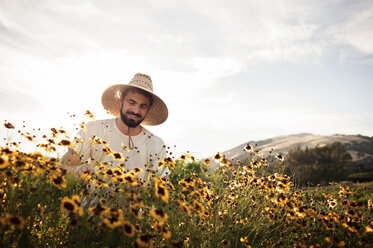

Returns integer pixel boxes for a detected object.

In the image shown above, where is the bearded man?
[62,73,169,179]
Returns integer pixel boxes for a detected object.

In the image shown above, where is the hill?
[218,133,373,166]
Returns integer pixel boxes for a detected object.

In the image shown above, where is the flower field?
[0,119,372,247]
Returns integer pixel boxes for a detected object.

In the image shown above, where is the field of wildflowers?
[0,115,372,247]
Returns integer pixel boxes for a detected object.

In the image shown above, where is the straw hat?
[101,73,168,126]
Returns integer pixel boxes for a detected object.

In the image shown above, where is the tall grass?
[0,120,372,247]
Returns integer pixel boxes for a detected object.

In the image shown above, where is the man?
[62,73,169,179]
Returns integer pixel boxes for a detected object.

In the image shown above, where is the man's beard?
[120,109,144,128]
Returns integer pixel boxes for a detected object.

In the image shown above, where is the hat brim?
[101,84,168,126]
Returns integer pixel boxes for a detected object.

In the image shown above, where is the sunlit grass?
[0,117,372,247]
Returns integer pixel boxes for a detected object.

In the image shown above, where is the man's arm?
[60,148,94,177]
[61,148,81,166]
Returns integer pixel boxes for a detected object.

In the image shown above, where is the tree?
[284,142,352,186]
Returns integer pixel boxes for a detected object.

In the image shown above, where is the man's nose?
[132,105,140,114]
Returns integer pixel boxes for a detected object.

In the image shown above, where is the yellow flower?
[244,144,252,152]
[89,203,106,217]
[342,222,358,233]
[79,121,86,131]
[162,228,171,239]
[122,220,135,237]
[158,159,165,169]
[124,173,138,186]
[155,181,169,203]
[3,121,15,129]
[61,196,82,215]
[131,167,143,175]
[92,178,109,188]
[267,175,276,181]
[213,152,222,161]
[72,195,80,204]
[21,132,34,142]
[130,204,141,219]
[84,110,95,119]
[158,157,175,170]
[136,234,153,248]
[275,154,284,161]
[112,168,124,177]
[179,154,187,161]
[71,195,83,216]
[51,174,67,189]
[102,208,124,229]
[177,201,191,216]
[149,208,168,224]
[179,177,195,187]
[184,153,196,162]
[192,200,205,214]
[89,135,104,145]
[121,143,130,152]
[104,169,115,178]
[58,139,71,146]
[345,210,358,218]
[203,159,211,166]
[0,155,9,169]
[261,157,267,165]
[240,236,251,248]
[105,149,118,160]
[348,200,364,209]
[135,223,141,232]
[74,136,84,144]
[202,211,210,218]
[327,198,337,209]
[5,213,25,229]
[129,194,144,207]
[110,152,127,161]
[189,191,202,200]
[152,221,163,232]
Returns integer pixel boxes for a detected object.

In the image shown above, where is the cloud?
[1,0,373,156]
[1,0,372,67]
[0,86,45,114]
[0,85,52,131]
[330,6,373,54]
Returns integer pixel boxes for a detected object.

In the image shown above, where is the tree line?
[283,142,373,186]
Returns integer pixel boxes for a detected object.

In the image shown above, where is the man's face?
[120,90,151,128]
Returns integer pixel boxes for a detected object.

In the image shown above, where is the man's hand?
[73,163,95,178]
[62,163,95,179]
[61,148,81,166]
[61,148,95,178]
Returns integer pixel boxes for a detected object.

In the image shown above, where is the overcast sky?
[1,0,373,158]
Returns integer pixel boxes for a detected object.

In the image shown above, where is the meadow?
[0,117,372,247]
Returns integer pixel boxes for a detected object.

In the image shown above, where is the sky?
[0,0,373,159]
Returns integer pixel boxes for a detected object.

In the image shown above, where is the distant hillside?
[218,133,373,166]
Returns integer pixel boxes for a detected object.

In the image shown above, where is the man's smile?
[127,111,142,119]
